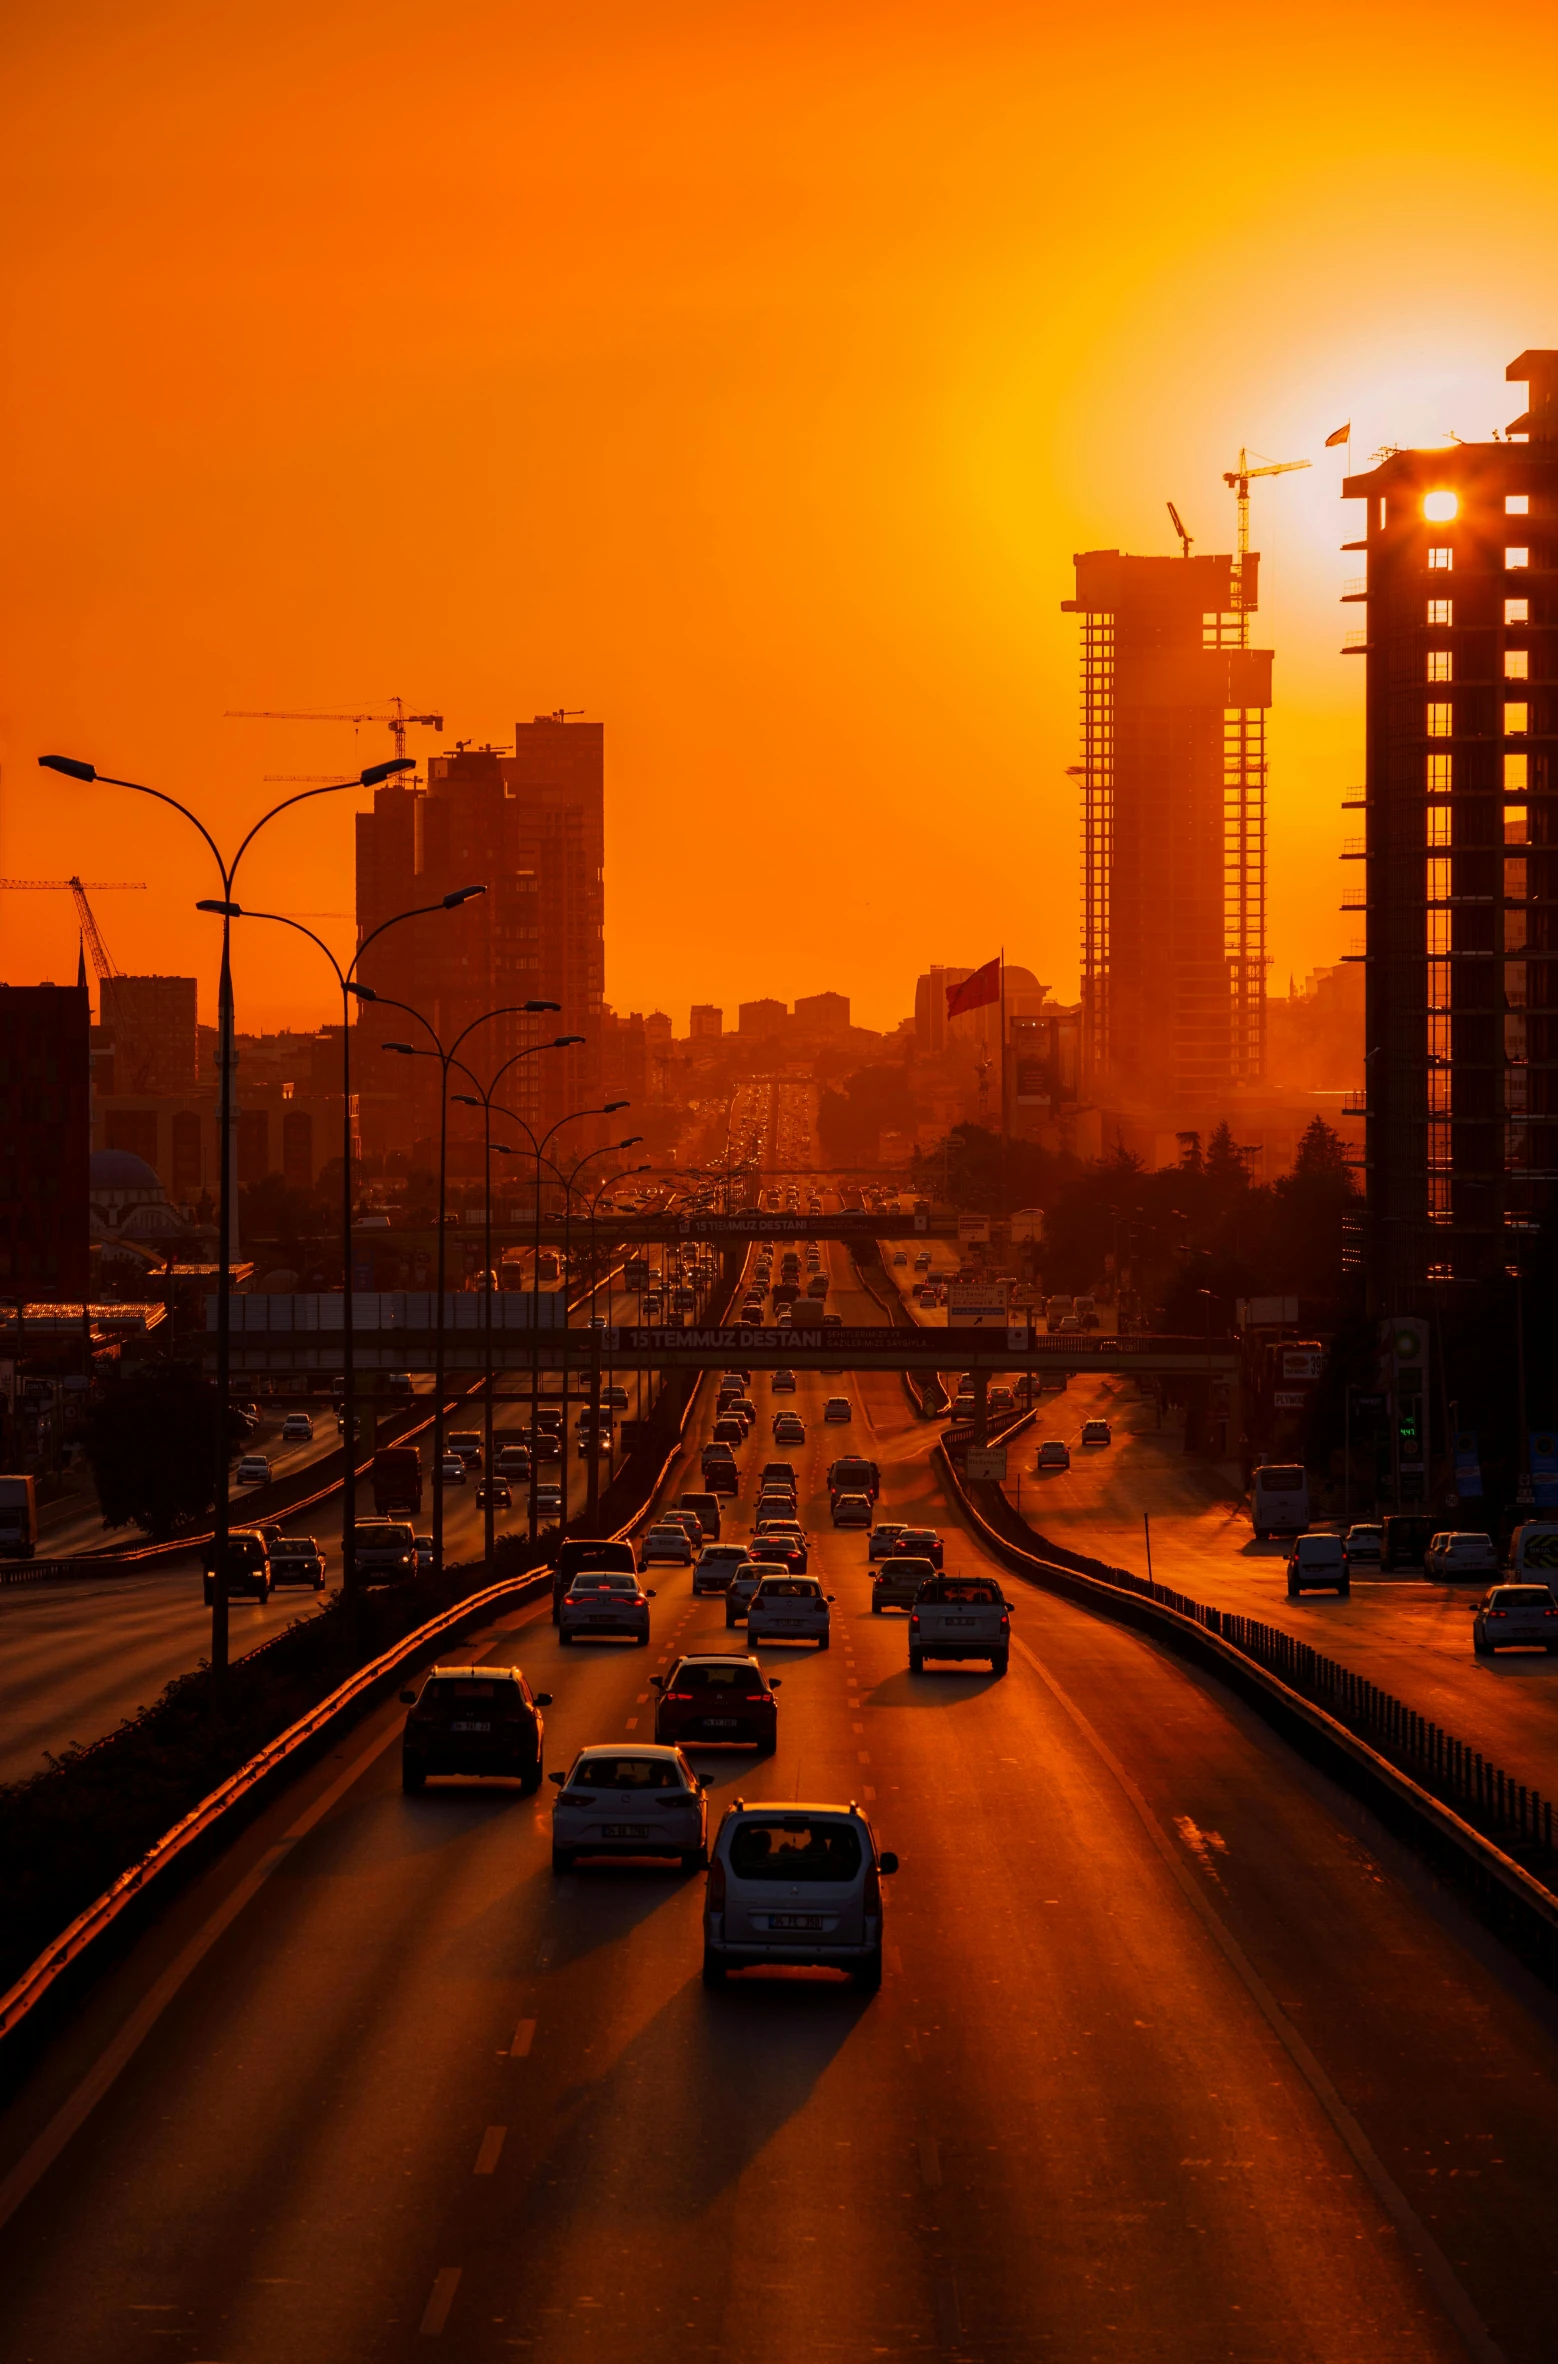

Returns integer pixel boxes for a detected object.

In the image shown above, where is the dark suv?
[398,1663,552,1794]
[650,1653,781,1751]
[551,1537,638,1621]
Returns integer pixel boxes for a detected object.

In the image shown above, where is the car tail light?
[910,1614,920,1629]
[1000,1613,1010,1631]
[1489,1610,1507,1619]
[666,1691,694,1702]
[863,1862,882,1914]
[708,1859,726,1909]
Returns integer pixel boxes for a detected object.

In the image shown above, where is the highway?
[0,1275,679,1783]
[1,1230,1556,2360]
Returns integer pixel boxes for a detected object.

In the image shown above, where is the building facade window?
[1427,650,1453,682]
[1427,702,1453,737]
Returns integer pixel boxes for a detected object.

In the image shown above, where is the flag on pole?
[1325,424,1351,448]
[946,956,1001,1019]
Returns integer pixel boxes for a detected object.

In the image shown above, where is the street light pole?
[40,746,414,1679]
[199,889,485,1600]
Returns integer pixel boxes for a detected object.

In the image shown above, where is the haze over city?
[3,6,1558,2363]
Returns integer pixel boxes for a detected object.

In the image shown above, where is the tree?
[84,1364,242,1540]
[1204,1120,1250,1199]
[1292,1115,1351,1179]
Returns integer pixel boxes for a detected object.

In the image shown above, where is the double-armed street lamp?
[38,747,416,1679]
[194,889,486,1601]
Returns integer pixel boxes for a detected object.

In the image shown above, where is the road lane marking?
[0,1715,404,2239]
[509,2019,536,2057]
[1009,1631,1507,2364]
[420,2267,462,2334]
[473,2126,506,2175]
[625,1717,638,1730]
[918,2136,942,2189]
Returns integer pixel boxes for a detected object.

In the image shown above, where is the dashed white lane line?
[473,2126,506,2176]
[625,1717,639,1730]
[509,2018,536,2057]
[420,2266,462,2334]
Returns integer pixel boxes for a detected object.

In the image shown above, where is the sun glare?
[1423,490,1459,522]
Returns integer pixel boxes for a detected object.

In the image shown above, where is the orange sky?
[3,0,1557,1037]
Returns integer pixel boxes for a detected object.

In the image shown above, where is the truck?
[372,1445,423,1515]
[0,1474,37,1559]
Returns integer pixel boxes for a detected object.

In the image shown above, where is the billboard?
[945,1278,1010,1329]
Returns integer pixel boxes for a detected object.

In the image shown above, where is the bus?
[1252,1463,1310,1539]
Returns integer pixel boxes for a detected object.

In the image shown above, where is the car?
[602,1385,630,1409]
[869,1521,909,1560]
[913,1251,931,1271]
[651,1651,780,1750]
[551,1536,638,1617]
[549,1746,709,1872]
[386,1371,416,1399]
[202,1529,271,1603]
[872,1554,938,1612]
[447,1432,483,1469]
[891,1527,944,1569]
[662,1509,706,1551]
[1036,1440,1071,1471]
[268,1535,326,1589]
[535,1483,564,1519]
[1287,1533,1349,1597]
[759,1459,798,1492]
[398,1663,551,1794]
[412,1533,435,1573]
[559,1570,655,1644]
[474,1478,512,1509]
[438,1453,467,1483]
[750,1534,808,1576]
[1080,1418,1111,1447]
[235,1453,271,1486]
[723,1560,767,1624]
[1470,1583,1558,1655]
[702,1799,897,1988]
[909,1574,1012,1673]
[892,1251,908,1266]
[832,1490,873,1529]
[1343,1523,1384,1564]
[712,1414,747,1447]
[677,1492,723,1539]
[1425,1530,1501,1582]
[1380,1512,1437,1570]
[641,1521,696,1567]
[827,1454,880,1503]
[694,1543,750,1596]
[823,1396,852,1424]
[772,1414,806,1445]
[281,1413,314,1442]
[495,1444,531,1479]
[772,1369,797,1392]
[747,1575,833,1648]
[755,1489,798,1524]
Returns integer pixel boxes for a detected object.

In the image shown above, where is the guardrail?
[934,1442,1558,1981]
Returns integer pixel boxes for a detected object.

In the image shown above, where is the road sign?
[966,1447,1008,1482]
[946,1279,1009,1328]
[957,1214,991,1244]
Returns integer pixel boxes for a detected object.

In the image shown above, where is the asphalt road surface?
[1,1242,1556,2359]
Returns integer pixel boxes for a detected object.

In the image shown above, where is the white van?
[1253,1464,1310,1539]
[1509,1522,1558,1581]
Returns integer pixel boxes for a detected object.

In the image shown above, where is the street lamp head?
[552,1034,585,1049]
[524,998,562,1012]
[38,754,97,782]
[196,898,242,916]
[618,1135,644,1149]
[442,884,486,907]
[452,1093,482,1108]
[346,982,377,1001]
[493,1141,520,1156]
[361,757,417,786]
[604,1100,629,1113]
[383,1040,416,1055]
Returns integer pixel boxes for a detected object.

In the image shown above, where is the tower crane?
[1221,450,1310,640]
[1166,501,1194,559]
[0,878,145,981]
[224,695,444,765]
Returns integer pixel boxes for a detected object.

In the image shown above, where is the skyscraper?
[354,718,605,1162]
[1344,350,1556,1304]
[1064,549,1273,1109]
[0,985,90,1296]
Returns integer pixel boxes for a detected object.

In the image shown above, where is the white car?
[438,1454,466,1484]
[722,1561,766,1625]
[1425,1531,1501,1582]
[869,1521,908,1561]
[558,1570,655,1645]
[1470,1584,1558,1655]
[640,1522,696,1567]
[235,1453,271,1485]
[909,1574,1011,1673]
[702,1800,898,1989]
[747,1575,833,1649]
[1287,1533,1349,1597]
[535,1483,564,1518]
[1036,1440,1070,1471]
[281,1413,314,1442]
[773,1414,806,1445]
[1080,1418,1111,1446]
[772,1370,796,1392]
[823,1396,852,1424]
[550,1745,708,1872]
[831,1490,873,1529]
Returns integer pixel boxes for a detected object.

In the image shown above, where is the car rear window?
[673,1662,765,1694]
[886,1558,936,1579]
[729,1818,863,1882]
[756,1580,818,1598]
[571,1573,638,1592]
[570,1757,686,1789]
[1260,1466,1305,1489]
[425,1679,517,1710]
[922,1580,998,1604]
[1494,1587,1554,1607]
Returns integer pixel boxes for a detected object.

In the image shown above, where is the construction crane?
[1166,501,1194,559]
[0,878,145,981]
[224,694,444,765]
[1222,449,1310,638]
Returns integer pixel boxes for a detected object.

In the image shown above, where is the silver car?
[723,1559,765,1626]
[1471,1584,1558,1655]
[746,1575,834,1649]
[558,1571,655,1645]
[549,1745,708,1872]
[702,1801,898,1989]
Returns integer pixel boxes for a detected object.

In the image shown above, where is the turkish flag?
[945,957,1001,1019]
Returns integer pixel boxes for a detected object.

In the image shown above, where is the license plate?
[703,1717,737,1728]
[943,1616,976,1627]
[768,1913,824,1931]
[602,1824,652,1840]
[450,1720,490,1732]
[587,1618,620,1627]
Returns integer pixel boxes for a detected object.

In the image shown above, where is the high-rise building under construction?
[1063,549,1273,1107]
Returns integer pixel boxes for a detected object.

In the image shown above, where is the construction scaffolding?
[1080,610,1115,1085]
